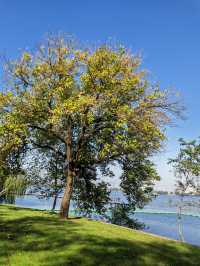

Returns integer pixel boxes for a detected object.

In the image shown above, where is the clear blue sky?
[1,0,200,191]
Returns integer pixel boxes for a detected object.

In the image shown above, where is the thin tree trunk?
[52,161,58,211]
[0,189,7,197]
[52,194,58,211]
[177,195,185,242]
[59,122,74,219]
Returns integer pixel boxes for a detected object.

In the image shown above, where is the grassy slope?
[0,205,199,266]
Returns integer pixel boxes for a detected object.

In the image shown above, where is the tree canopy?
[169,138,200,195]
[0,36,182,218]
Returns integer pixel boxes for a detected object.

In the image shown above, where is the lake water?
[13,193,200,246]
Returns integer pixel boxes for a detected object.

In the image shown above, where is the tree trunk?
[59,122,74,219]
[52,194,58,211]
[59,167,74,218]
[0,189,7,198]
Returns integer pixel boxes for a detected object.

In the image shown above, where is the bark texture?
[60,124,74,219]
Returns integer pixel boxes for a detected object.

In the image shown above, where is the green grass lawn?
[0,205,200,266]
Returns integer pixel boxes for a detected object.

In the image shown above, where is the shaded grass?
[0,204,199,266]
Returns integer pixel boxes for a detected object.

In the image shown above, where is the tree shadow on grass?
[0,205,200,266]
[44,235,200,266]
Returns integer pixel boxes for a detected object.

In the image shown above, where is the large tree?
[0,36,182,218]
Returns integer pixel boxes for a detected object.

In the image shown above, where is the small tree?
[0,139,27,202]
[169,138,200,195]
[169,138,200,241]
[27,149,65,211]
[0,35,182,218]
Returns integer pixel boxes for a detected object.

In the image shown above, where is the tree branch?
[29,124,66,144]
[31,141,65,159]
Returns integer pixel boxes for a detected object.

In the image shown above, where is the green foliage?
[72,168,110,216]
[0,134,27,202]
[108,203,145,229]
[0,35,182,217]
[0,175,27,203]
[27,150,65,199]
[169,138,200,194]
[120,154,159,208]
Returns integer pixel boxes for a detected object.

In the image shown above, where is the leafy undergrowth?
[0,205,199,266]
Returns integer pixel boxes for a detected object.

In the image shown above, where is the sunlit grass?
[0,204,199,266]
